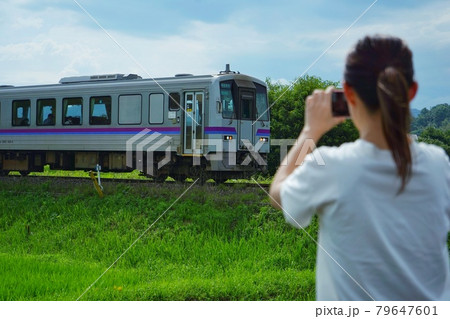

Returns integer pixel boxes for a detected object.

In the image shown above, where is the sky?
[0,0,449,110]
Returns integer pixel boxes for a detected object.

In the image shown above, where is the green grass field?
[0,176,317,300]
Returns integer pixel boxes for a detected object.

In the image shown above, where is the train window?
[255,84,269,121]
[119,95,142,125]
[12,100,31,126]
[169,93,180,111]
[37,99,56,126]
[149,93,164,124]
[90,96,111,125]
[63,97,83,125]
[220,81,234,118]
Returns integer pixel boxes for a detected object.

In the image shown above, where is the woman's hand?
[303,86,347,139]
[269,86,348,210]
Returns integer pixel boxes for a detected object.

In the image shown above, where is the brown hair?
[344,35,414,193]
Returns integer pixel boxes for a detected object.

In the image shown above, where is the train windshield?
[220,80,269,121]
[255,83,269,121]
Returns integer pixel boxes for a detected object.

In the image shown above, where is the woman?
[269,35,450,300]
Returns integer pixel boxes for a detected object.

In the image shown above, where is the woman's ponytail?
[377,67,412,193]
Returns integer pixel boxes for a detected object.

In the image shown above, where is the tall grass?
[0,178,317,300]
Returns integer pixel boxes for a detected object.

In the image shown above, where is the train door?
[238,89,255,149]
[183,92,204,154]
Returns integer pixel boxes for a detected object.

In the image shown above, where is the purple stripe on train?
[204,126,237,135]
[256,129,270,136]
[0,127,181,135]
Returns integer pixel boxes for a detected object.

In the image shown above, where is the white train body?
[0,67,270,181]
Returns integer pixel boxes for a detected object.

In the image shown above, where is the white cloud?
[271,78,291,86]
[0,9,279,85]
[12,16,44,30]
[0,0,448,111]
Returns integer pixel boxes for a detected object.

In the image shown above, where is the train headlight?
[223,135,233,141]
[259,137,269,143]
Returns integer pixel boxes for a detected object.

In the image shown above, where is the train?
[0,65,270,182]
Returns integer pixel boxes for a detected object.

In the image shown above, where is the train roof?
[0,73,213,91]
[0,65,266,94]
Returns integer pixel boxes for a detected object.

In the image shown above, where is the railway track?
[0,174,271,189]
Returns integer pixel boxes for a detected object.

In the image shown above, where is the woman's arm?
[269,87,346,209]
[269,128,321,209]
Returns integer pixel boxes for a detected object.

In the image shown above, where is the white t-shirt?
[280,139,450,301]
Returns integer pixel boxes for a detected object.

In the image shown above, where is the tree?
[410,104,449,156]
[418,126,450,156]
[411,103,450,134]
[267,76,359,174]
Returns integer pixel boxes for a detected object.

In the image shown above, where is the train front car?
[203,66,270,182]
